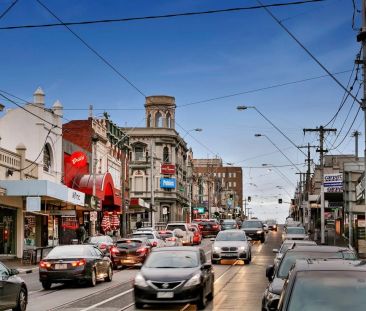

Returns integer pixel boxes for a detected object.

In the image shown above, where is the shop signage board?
[70,151,88,168]
[161,164,176,175]
[90,211,97,222]
[193,207,205,214]
[356,176,365,201]
[160,178,176,189]
[67,189,85,206]
[323,173,343,193]
[26,196,41,212]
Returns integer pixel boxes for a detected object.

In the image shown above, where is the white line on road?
[118,302,135,311]
[79,288,133,311]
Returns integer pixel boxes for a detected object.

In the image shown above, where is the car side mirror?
[266,265,275,281]
[10,268,19,276]
[272,249,279,254]
[201,263,212,270]
[247,237,252,241]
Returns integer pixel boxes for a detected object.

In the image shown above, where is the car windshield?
[46,246,91,258]
[144,251,199,268]
[166,224,186,231]
[278,251,346,278]
[132,233,154,239]
[242,221,262,228]
[286,227,305,234]
[116,240,143,249]
[287,271,366,311]
[216,231,246,241]
[223,220,236,225]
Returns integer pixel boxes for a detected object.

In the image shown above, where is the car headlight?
[184,273,201,287]
[257,230,263,234]
[266,290,280,301]
[134,273,148,288]
[213,246,221,252]
[239,246,247,251]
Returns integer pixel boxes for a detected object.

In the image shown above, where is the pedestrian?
[76,224,86,244]
[136,219,142,229]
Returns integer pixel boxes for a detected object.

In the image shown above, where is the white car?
[130,231,165,247]
[165,223,194,245]
[158,229,184,247]
[282,226,308,242]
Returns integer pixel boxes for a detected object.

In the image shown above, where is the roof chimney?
[33,87,45,106]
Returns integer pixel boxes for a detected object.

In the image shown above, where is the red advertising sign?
[161,164,176,175]
[70,151,87,168]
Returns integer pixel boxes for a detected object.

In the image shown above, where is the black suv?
[241,220,265,243]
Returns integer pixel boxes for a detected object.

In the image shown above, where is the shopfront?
[0,206,17,255]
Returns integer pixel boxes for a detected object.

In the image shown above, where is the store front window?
[0,207,16,255]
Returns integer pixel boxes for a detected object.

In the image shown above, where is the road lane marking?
[118,302,135,311]
[80,288,133,311]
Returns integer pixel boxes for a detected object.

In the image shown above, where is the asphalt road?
[23,228,282,311]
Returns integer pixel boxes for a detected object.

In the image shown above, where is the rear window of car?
[166,224,186,231]
[132,233,154,239]
[47,246,92,258]
[242,221,262,228]
[86,236,113,243]
[116,240,143,249]
[159,231,173,239]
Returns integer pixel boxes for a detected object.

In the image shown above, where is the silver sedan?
[211,229,252,264]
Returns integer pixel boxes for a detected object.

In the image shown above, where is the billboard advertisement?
[160,178,176,189]
[161,164,176,175]
[323,173,343,193]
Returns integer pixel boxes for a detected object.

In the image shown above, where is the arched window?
[43,144,52,172]
[163,146,170,163]
[147,113,151,127]
[166,112,171,128]
[155,111,162,127]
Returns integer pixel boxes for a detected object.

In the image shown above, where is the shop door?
[0,207,16,255]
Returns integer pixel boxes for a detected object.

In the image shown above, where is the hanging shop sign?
[160,178,176,189]
[323,173,343,193]
[356,175,365,202]
[70,151,88,168]
[161,164,176,175]
[26,197,41,212]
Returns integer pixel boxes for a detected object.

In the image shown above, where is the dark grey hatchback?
[0,261,27,311]
[133,247,214,309]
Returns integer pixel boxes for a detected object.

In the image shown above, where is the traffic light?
[278,198,282,204]
[247,196,251,202]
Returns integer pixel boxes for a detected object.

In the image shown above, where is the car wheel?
[89,269,97,287]
[41,281,51,290]
[13,287,27,311]
[244,258,251,264]
[135,301,144,309]
[197,290,207,310]
[207,281,214,301]
[261,237,265,243]
[105,265,113,282]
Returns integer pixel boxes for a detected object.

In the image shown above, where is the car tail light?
[136,247,148,254]
[99,243,107,249]
[212,224,219,229]
[167,237,176,241]
[152,241,158,247]
[71,259,86,267]
[39,261,51,268]
[110,246,119,254]
[199,225,204,229]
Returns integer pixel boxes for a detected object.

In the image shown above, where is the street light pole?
[150,140,155,228]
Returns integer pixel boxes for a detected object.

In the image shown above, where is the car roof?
[116,238,146,242]
[218,229,244,233]
[132,231,154,235]
[282,240,316,245]
[286,245,350,253]
[151,246,199,252]
[292,259,366,272]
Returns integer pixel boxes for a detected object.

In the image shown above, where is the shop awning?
[128,197,150,213]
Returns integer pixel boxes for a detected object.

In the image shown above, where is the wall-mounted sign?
[160,178,176,189]
[67,189,85,206]
[356,175,365,202]
[323,173,343,193]
[193,207,205,214]
[161,164,176,175]
[70,151,87,168]
[26,196,41,212]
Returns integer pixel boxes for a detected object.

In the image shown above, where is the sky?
[0,0,362,223]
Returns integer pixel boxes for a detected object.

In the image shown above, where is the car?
[110,238,152,269]
[133,246,214,310]
[39,244,113,289]
[188,224,202,245]
[282,226,308,242]
[211,229,252,264]
[266,220,278,231]
[0,261,28,311]
[135,227,156,232]
[241,219,266,243]
[263,223,269,233]
[261,245,357,311]
[276,259,366,311]
[158,230,183,247]
[130,231,165,248]
[83,235,115,252]
[165,223,194,245]
[220,219,238,230]
[272,240,317,266]
[195,219,221,237]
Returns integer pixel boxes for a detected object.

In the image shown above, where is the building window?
[43,144,52,172]
[166,112,172,128]
[233,172,236,178]
[222,173,226,178]
[228,182,232,187]
[135,176,143,192]
[233,181,236,187]
[147,113,151,127]
[155,111,163,127]
[134,145,144,161]
[163,146,170,163]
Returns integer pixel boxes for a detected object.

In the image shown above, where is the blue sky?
[0,0,361,222]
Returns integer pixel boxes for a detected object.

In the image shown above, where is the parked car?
[282,226,308,242]
[276,259,366,311]
[220,219,238,230]
[262,245,357,311]
[241,219,265,243]
[0,261,28,311]
[266,219,278,231]
[158,230,183,247]
[196,219,221,237]
[188,223,202,245]
[133,246,214,309]
[110,238,152,269]
[130,231,165,248]
[39,244,113,289]
[165,223,194,245]
[211,229,252,264]
[84,235,115,252]
[273,240,317,266]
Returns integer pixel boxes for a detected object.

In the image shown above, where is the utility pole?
[304,126,336,244]
[150,140,155,227]
[351,131,361,159]
[121,146,127,237]
[91,133,98,237]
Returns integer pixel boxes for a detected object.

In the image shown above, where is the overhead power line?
[0,0,18,20]
[0,0,326,30]
[35,0,146,98]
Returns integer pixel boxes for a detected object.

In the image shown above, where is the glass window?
[155,112,163,127]
[233,181,236,187]
[216,231,246,241]
[46,245,91,258]
[233,173,236,178]
[166,112,172,128]
[0,262,9,277]
[163,146,170,163]
[166,224,186,231]
[134,146,144,161]
[145,251,199,268]
[43,144,52,172]
[286,227,305,234]
[242,221,262,228]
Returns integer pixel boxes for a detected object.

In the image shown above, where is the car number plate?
[55,264,67,269]
[121,259,134,263]
[157,292,174,298]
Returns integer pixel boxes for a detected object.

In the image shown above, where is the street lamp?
[254,133,301,173]
[237,105,306,157]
